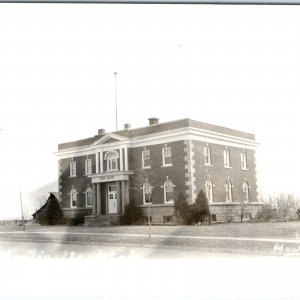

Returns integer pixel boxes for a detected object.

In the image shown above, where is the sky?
[0,4,300,219]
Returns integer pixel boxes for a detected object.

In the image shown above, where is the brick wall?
[59,154,95,209]
[129,140,187,206]
[192,140,258,203]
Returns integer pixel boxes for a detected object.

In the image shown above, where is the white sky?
[0,4,299,219]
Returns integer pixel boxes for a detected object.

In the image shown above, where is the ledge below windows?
[209,202,263,206]
[161,164,173,168]
[140,203,175,208]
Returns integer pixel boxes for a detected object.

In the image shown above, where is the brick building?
[57,118,262,225]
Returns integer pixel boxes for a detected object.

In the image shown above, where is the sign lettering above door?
[91,174,129,183]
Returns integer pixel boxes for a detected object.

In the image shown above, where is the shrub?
[45,194,63,225]
[121,198,143,225]
[174,193,194,225]
[194,189,211,225]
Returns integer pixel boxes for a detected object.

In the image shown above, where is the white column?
[124,147,128,171]
[121,181,126,214]
[119,148,123,171]
[95,152,99,173]
[117,181,121,214]
[100,149,103,173]
[96,183,101,215]
[92,184,97,215]
[125,181,129,205]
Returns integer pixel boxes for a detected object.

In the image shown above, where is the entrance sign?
[92,174,129,183]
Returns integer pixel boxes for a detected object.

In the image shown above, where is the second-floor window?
[106,151,118,171]
[85,158,92,175]
[162,147,172,166]
[142,150,151,168]
[241,152,248,170]
[70,161,76,177]
[204,146,212,165]
[223,149,231,168]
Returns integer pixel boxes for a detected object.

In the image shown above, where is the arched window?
[105,151,119,171]
[85,186,93,207]
[242,181,250,203]
[70,188,78,208]
[164,179,174,203]
[143,181,152,205]
[205,179,214,202]
[225,180,233,202]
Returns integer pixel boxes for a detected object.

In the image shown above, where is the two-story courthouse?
[57,118,262,225]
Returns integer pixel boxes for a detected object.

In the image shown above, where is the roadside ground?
[0,222,300,300]
[0,221,300,256]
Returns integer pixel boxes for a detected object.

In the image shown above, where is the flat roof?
[58,118,255,150]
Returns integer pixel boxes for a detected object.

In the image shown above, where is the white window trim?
[163,179,175,204]
[85,158,92,175]
[70,161,77,177]
[105,151,119,172]
[205,179,214,203]
[241,152,248,170]
[223,149,231,168]
[85,187,93,207]
[225,181,233,203]
[204,146,212,166]
[70,188,78,208]
[162,147,172,167]
[142,150,151,169]
[242,181,250,203]
[143,183,152,205]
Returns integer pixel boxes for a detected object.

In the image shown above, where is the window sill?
[142,166,151,170]
[224,166,232,169]
[161,164,173,168]
[69,175,77,178]
[205,164,213,167]
[242,168,248,171]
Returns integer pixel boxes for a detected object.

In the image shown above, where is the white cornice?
[56,127,258,159]
[92,133,128,146]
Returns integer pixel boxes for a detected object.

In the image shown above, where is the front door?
[108,185,118,214]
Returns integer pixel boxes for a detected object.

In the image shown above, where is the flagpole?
[114,72,118,131]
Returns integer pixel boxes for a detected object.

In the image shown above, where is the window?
[204,146,212,165]
[106,151,119,171]
[143,182,152,204]
[241,152,248,170]
[225,180,233,202]
[205,179,214,202]
[70,188,78,208]
[223,149,231,168]
[85,186,93,207]
[164,179,174,203]
[162,147,172,166]
[242,181,250,203]
[142,150,151,168]
[70,161,76,177]
[85,158,92,175]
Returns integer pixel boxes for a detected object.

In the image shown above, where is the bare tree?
[266,193,299,219]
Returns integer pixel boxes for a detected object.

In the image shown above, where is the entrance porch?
[85,171,131,226]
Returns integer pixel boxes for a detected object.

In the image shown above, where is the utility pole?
[20,190,25,232]
[114,72,118,131]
